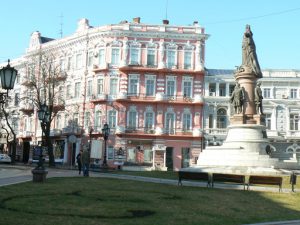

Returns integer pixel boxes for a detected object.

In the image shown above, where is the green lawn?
[0,177,299,225]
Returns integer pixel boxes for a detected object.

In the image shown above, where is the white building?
[204,69,300,162]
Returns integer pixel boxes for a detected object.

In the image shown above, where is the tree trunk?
[44,124,55,167]
[10,140,17,164]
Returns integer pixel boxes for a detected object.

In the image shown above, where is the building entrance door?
[166,147,173,171]
[23,142,30,163]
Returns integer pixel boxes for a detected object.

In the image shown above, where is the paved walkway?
[0,164,299,225]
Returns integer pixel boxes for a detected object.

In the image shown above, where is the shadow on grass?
[0,177,299,225]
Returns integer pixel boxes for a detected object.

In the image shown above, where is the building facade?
[1,18,209,171]
[204,69,300,162]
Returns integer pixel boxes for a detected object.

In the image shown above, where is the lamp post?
[0,59,18,163]
[89,126,93,152]
[36,103,50,169]
[0,59,18,104]
[102,123,110,168]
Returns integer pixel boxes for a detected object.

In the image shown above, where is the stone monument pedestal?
[32,168,48,183]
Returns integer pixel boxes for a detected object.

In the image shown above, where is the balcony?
[119,126,195,136]
[124,126,156,135]
[21,131,34,138]
[50,129,62,137]
[118,64,202,74]
[164,128,193,136]
[90,94,107,103]
[92,63,109,72]
[19,103,34,114]
[115,93,203,105]
[62,126,83,135]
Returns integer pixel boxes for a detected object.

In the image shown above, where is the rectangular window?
[75,82,80,98]
[147,49,155,66]
[99,49,105,65]
[146,79,155,96]
[73,113,79,125]
[87,80,92,97]
[127,149,136,162]
[167,51,176,68]
[95,111,101,130]
[165,113,175,134]
[128,76,139,95]
[183,114,191,131]
[111,49,120,65]
[166,80,175,97]
[88,51,93,67]
[219,84,226,97]
[144,149,152,163]
[264,88,271,98]
[108,111,116,128]
[60,59,65,72]
[290,114,299,130]
[107,146,114,160]
[67,56,73,70]
[76,53,82,69]
[110,78,118,95]
[290,89,297,99]
[183,81,192,97]
[128,111,137,129]
[184,51,192,69]
[130,48,139,65]
[145,112,154,130]
[84,112,90,128]
[97,78,104,95]
[66,85,72,99]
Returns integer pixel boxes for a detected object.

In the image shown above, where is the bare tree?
[0,107,18,164]
[22,50,67,167]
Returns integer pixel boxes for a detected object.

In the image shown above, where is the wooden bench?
[247,175,283,192]
[212,173,246,190]
[178,171,211,187]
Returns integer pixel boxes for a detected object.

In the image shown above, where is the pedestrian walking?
[76,150,82,175]
[81,148,90,177]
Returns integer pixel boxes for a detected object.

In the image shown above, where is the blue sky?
[1,0,300,69]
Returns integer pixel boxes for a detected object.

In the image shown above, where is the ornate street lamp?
[102,123,110,167]
[0,59,18,104]
[36,103,50,169]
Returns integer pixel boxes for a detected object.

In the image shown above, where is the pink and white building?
[5,18,209,170]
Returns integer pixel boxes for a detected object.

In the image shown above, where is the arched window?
[217,108,227,128]
[165,112,175,134]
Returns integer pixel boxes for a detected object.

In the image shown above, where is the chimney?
[193,21,199,26]
[163,19,169,25]
[133,17,141,23]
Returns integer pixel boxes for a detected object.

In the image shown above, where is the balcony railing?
[122,126,193,135]
[62,126,83,135]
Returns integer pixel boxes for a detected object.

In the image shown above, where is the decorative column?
[195,41,204,71]
[158,40,166,69]
[120,40,128,67]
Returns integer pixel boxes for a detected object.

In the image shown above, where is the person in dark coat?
[81,148,90,177]
[76,150,82,175]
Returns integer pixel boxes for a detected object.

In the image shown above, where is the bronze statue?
[255,82,264,114]
[241,25,262,78]
[230,83,244,114]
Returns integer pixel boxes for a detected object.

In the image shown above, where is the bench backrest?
[178,171,209,180]
[212,173,245,183]
[249,176,282,185]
